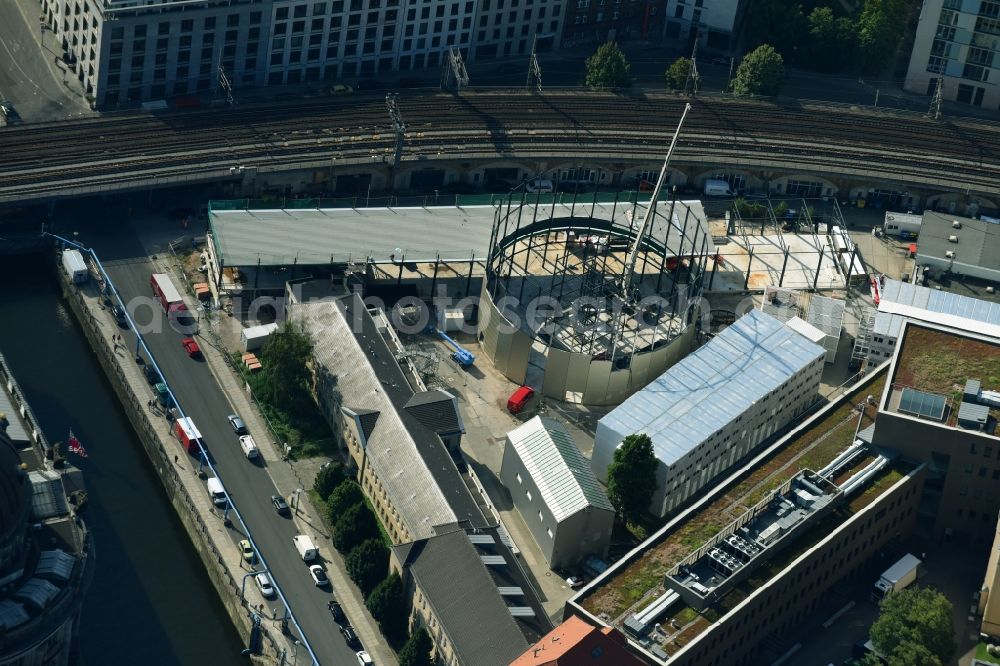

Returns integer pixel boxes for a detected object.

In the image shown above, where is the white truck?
[871,553,920,603]
[293,534,318,561]
[703,179,735,197]
[239,434,259,460]
[882,212,922,238]
[61,249,89,284]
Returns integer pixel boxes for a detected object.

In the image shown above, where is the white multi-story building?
[592,309,825,518]
[41,0,564,109]
[905,0,1000,109]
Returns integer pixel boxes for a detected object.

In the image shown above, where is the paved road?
[0,0,90,122]
[104,258,359,666]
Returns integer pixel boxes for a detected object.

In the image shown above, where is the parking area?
[779,537,987,665]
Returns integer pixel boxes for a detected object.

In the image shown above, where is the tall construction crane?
[619,103,693,300]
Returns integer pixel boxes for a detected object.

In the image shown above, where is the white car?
[356,651,374,666]
[239,434,259,459]
[255,573,275,598]
[309,564,330,587]
[525,178,554,194]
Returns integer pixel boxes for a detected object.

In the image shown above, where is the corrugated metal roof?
[36,549,75,583]
[12,578,60,610]
[785,317,825,344]
[295,299,457,540]
[598,309,825,467]
[209,200,713,267]
[877,278,1000,339]
[0,600,28,630]
[506,416,614,522]
[0,380,30,445]
[806,294,845,338]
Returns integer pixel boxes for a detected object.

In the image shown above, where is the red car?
[507,386,535,414]
[182,337,201,358]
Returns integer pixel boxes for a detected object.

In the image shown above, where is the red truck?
[150,273,197,332]
[174,416,204,455]
[507,386,535,414]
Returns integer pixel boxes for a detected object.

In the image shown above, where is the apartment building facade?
[561,0,668,48]
[42,0,565,109]
[662,0,746,51]
[905,0,1000,109]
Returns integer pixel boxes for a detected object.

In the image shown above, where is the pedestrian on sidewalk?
[174,454,178,464]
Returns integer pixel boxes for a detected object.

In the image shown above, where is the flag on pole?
[67,430,88,458]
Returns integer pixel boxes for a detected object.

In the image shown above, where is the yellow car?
[239,539,255,563]
[331,84,354,95]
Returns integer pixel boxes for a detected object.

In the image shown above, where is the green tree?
[805,7,857,72]
[258,320,314,413]
[665,57,693,91]
[870,587,956,666]
[856,0,909,74]
[398,628,434,666]
[333,502,380,553]
[347,538,389,596]
[366,572,408,647]
[606,433,657,524]
[313,462,345,501]
[742,0,807,56]
[731,44,785,97]
[326,479,365,523]
[585,41,632,89]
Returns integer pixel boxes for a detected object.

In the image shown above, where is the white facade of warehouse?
[592,309,825,518]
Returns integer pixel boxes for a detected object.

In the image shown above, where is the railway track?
[0,89,998,202]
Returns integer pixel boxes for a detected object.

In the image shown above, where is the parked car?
[356,651,374,666]
[227,414,248,435]
[341,625,361,649]
[525,178,554,193]
[327,599,346,623]
[0,103,21,125]
[181,337,201,358]
[143,363,160,385]
[566,574,585,589]
[255,573,275,598]
[309,564,330,587]
[271,494,291,516]
[507,385,535,414]
[111,303,128,328]
[331,84,354,94]
[239,539,255,563]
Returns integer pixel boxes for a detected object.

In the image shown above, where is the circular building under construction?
[478,191,718,406]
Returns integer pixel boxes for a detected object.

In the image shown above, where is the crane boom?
[621,103,692,298]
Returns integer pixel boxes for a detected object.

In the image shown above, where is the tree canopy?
[742,0,807,57]
[313,462,345,501]
[258,320,314,413]
[869,586,956,666]
[333,502,380,553]
[347,538,389,596]
[366,572,408,648]
[606,433,657,524]
[856,0,910,74]
[585,42,632,89]
[326,479,365,523]
[398,628,434,666]
[665,57,693,91]
[731,44,785,97]
[804,7,858,71]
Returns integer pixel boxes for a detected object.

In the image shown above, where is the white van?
[206,477,228,507]
[293,534,318,561]
[703,179,735,197]
[239,435,259,460]
[525,178,554,193]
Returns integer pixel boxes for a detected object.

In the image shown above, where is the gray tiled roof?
[506,416,614,522]
[395,527,541,665]
[296,299,457,540]
[404,389,464,435]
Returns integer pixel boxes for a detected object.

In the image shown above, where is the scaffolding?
[851,306,877,369]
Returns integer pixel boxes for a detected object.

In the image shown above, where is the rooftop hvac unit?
[952,220,962,229]
[945,250,956,259]
[948,235,959,243]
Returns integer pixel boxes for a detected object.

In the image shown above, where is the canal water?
[0,254,245,666]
